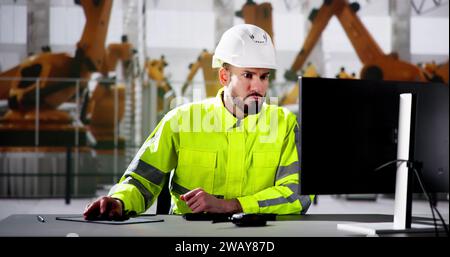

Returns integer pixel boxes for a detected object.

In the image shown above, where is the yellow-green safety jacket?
[109,88,314,215]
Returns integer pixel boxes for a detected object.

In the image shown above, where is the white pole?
[393,93,413,229]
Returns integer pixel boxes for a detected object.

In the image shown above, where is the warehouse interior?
[0,0,448,237]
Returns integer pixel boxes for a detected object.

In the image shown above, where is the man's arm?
[180,188,243,214]
[106,111,179,216]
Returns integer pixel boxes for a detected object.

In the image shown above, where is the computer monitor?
[298,76,449,234]
[298,77,449,195]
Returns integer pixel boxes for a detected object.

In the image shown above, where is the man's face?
[221,65,271,116]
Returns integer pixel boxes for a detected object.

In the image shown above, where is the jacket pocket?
[250,151,281,192]
[252,151,281,168]
[176,148,217,192]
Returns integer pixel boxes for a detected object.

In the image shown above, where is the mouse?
[230,213,267,227]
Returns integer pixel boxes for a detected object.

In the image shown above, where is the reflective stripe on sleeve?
[171,181,190,195]
[258,196,292,207]
[125,159,168,186]
[122,176,154,210]
[275,161,299,181]
[258,183,311,213]
[171,181,224,198]
[286,183,299,195]
[299,195,312,214]
[286,183,312,213]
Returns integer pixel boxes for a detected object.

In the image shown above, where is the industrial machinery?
[145,55,175,115]
[335,66,355,79]
[280,0,449,107]
[77,35,135,186]
[0,65,20,101]
[235,0,274,40]
[81,35,133,151]
[0,0,113,147]
[181,49,221,99]
[422,60,449,83]
[280,62,320,106]
[0,0,114,198]
[284,0,448,83]
[434,61,449,83]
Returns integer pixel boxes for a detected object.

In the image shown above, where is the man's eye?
[260,74,269,80]
[243,73,253,79]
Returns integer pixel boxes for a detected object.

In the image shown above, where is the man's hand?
[180,188,242,214]
[83,196,124,220]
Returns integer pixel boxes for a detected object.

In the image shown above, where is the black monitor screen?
[298,77,449,195]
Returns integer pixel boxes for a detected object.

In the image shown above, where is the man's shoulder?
[169,97,218,114]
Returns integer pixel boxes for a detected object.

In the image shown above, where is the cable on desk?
[375,159,449,237]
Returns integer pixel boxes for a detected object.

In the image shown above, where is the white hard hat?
[212,24,277,69]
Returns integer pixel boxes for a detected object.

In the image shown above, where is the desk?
[0,214,442,237]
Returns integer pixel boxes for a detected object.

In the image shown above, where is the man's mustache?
[243,92,264,100]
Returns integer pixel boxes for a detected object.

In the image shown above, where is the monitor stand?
[337,93,439,236]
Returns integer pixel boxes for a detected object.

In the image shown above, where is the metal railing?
[0,76,137,201]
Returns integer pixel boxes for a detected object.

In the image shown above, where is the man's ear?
[219,67,230,86]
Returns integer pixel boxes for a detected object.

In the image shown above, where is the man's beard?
[232,92,265,116]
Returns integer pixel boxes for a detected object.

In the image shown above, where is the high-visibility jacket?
[109,88,314,215]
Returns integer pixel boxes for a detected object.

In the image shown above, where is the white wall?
[0,5,27,45]
[0,4,27,71]
[49,0,124,52]
[146,10,215,49]
[0,51,20,72]
[411,17,449,55]
[50,6,84,47]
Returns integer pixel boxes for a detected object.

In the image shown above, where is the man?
[83,24,314,220]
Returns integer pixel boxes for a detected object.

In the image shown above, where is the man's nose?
[249,76,266,92]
